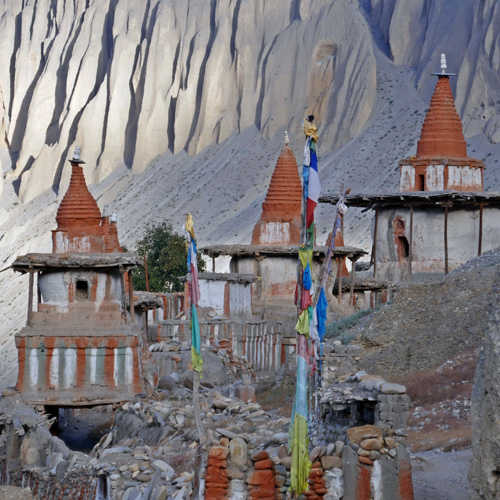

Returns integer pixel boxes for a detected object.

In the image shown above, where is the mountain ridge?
[0,0,500,388]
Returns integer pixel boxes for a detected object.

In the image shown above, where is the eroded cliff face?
[0,0,498,204]
[369,0,500,141]
[0,0,378,202]
[0,0,499,390]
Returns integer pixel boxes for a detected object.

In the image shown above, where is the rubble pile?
[1,339,414,500]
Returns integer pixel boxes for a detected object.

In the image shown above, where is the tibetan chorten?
[251,132,303,245]
[321,54,500,284]
[13,147,144,405]
[399,54,484,192]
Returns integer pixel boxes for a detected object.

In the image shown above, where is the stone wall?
[0,407,99,499]
[1,382,414,500]
[317,372,409,447]
[206,423,413,500]
[374,206,500,281]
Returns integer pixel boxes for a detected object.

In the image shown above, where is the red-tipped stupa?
[252,132,303,245]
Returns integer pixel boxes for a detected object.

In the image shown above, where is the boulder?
[321,455,342,470]
[380,383,406,395]
[229,437,247,468]
[157,375,176,391]
[235,384,256,403]
[346,425,383,446]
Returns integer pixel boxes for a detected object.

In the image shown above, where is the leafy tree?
[131,220,206,293]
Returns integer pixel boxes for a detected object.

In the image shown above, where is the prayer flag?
[184,214,202,374]
[306,147,320,227]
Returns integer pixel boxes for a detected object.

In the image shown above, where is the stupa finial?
[69,145,85,164]
[431,52,456,77]
[441,53,447,74]
[284,131,290,145]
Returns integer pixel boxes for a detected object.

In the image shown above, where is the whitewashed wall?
[373,206,500,280]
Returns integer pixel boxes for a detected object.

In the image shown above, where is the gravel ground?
[0,486,34,500]
[412,448,470,500]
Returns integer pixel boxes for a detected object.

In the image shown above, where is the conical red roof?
[56,163,102,230]
[417,76,467,158]
[260,145,302,222]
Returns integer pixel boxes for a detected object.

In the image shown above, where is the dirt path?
[411,448,470,500]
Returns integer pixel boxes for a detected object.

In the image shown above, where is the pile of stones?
[346,424,401,466]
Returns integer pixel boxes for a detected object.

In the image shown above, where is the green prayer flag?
[295,309,310,337]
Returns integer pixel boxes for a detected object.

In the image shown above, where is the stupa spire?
[56,147,102,230]
[52,147,105,252]
[399,54,484,192]
[251,133,302,245]
[416,54,466,158]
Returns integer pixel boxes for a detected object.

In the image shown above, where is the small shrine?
[13,148,144,405]
[202,133,365,320]
[321,54,500,282]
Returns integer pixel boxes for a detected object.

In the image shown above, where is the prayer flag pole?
[289,115,320,497]
[184,214,206,498]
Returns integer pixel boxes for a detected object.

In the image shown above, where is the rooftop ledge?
[12,252,143,273]
[201,244,367,259]
[319,190,500,208]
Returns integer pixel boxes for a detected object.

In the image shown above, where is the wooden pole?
[373,207,379,278]
[27,269,34,325]
[143,310,148,343]
[349,257,356,307]
[120,266,127,320]
[444,206,449,275]
[408,206,413,282]
[193,370,205,442]
[337,258,343,306]
[478,203,483,256]
[129,270,134,318]
[37,272,41,308]
[190,300,206,499]
[296,162,307,317]
[144,253,150,292]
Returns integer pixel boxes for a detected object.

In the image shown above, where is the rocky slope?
[0,0,500,387]
[1,0,500,203]
[1,0,379,202]
[341,250,500,380]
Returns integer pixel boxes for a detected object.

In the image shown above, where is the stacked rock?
[247,450,276,500]
[226,436,248,500]
[205,445,229,499]
[305,461,328,499]
[342,424,414,499]
[346,424,399,465]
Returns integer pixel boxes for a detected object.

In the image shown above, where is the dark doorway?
[396,236,410,260]
[44,405,113,453]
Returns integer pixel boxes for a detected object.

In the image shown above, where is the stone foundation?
[207,425,413,500]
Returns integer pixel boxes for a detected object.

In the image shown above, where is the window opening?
[396,236,410,260]
[75,280,89,300]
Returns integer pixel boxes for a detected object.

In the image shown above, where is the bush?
[131,220,206,293]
